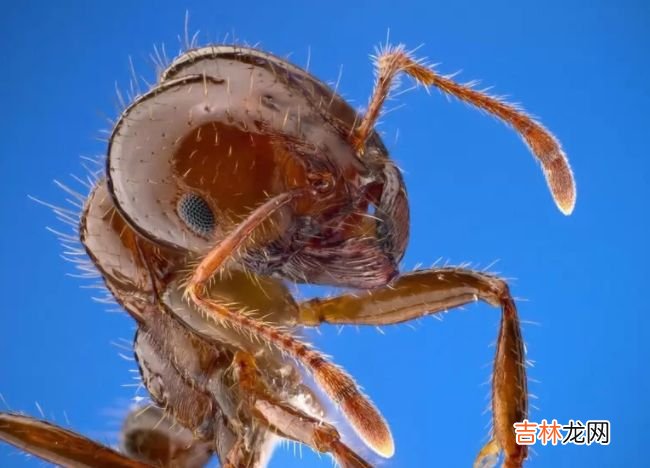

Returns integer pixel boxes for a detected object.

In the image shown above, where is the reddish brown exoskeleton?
[0,43,575,467]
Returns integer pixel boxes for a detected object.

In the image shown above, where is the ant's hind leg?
[232,351,372,468]
[298,268,529,468]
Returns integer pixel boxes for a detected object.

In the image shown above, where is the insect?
[0,42,575,468]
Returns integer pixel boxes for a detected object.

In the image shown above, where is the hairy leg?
[232,351,372,468]
[298,268,528,468]
[0,412,148,468]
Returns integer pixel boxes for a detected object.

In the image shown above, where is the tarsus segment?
[299,268,529,467]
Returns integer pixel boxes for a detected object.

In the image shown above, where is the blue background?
[1,1,647,467]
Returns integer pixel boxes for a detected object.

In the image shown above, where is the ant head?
[107,46,408,288]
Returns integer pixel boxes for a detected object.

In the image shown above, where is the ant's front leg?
[231,351,372,468]
[298,268,528,468]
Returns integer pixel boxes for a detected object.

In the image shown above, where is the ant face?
[107,46,408,288]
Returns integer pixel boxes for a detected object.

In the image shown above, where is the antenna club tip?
[544,158,576,216]
[558,199,575,216]
[555,189,576,215]
[374,435,396,458]
[341,396,395,458]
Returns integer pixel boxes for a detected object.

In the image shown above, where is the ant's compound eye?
[108,46,368,252]
[177,193,215,238]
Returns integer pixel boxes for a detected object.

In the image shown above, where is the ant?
[0,42,575,467]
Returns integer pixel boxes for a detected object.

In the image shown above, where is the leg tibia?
[299,268,507,326]
[299,268,528,467]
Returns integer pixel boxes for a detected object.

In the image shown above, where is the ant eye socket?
[177,193,216,237]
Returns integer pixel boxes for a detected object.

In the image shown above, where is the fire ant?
[0,42,574,467]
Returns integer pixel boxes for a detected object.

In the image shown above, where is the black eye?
[177,193,216,237]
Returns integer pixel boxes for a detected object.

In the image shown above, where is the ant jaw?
[306,171,335,195]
